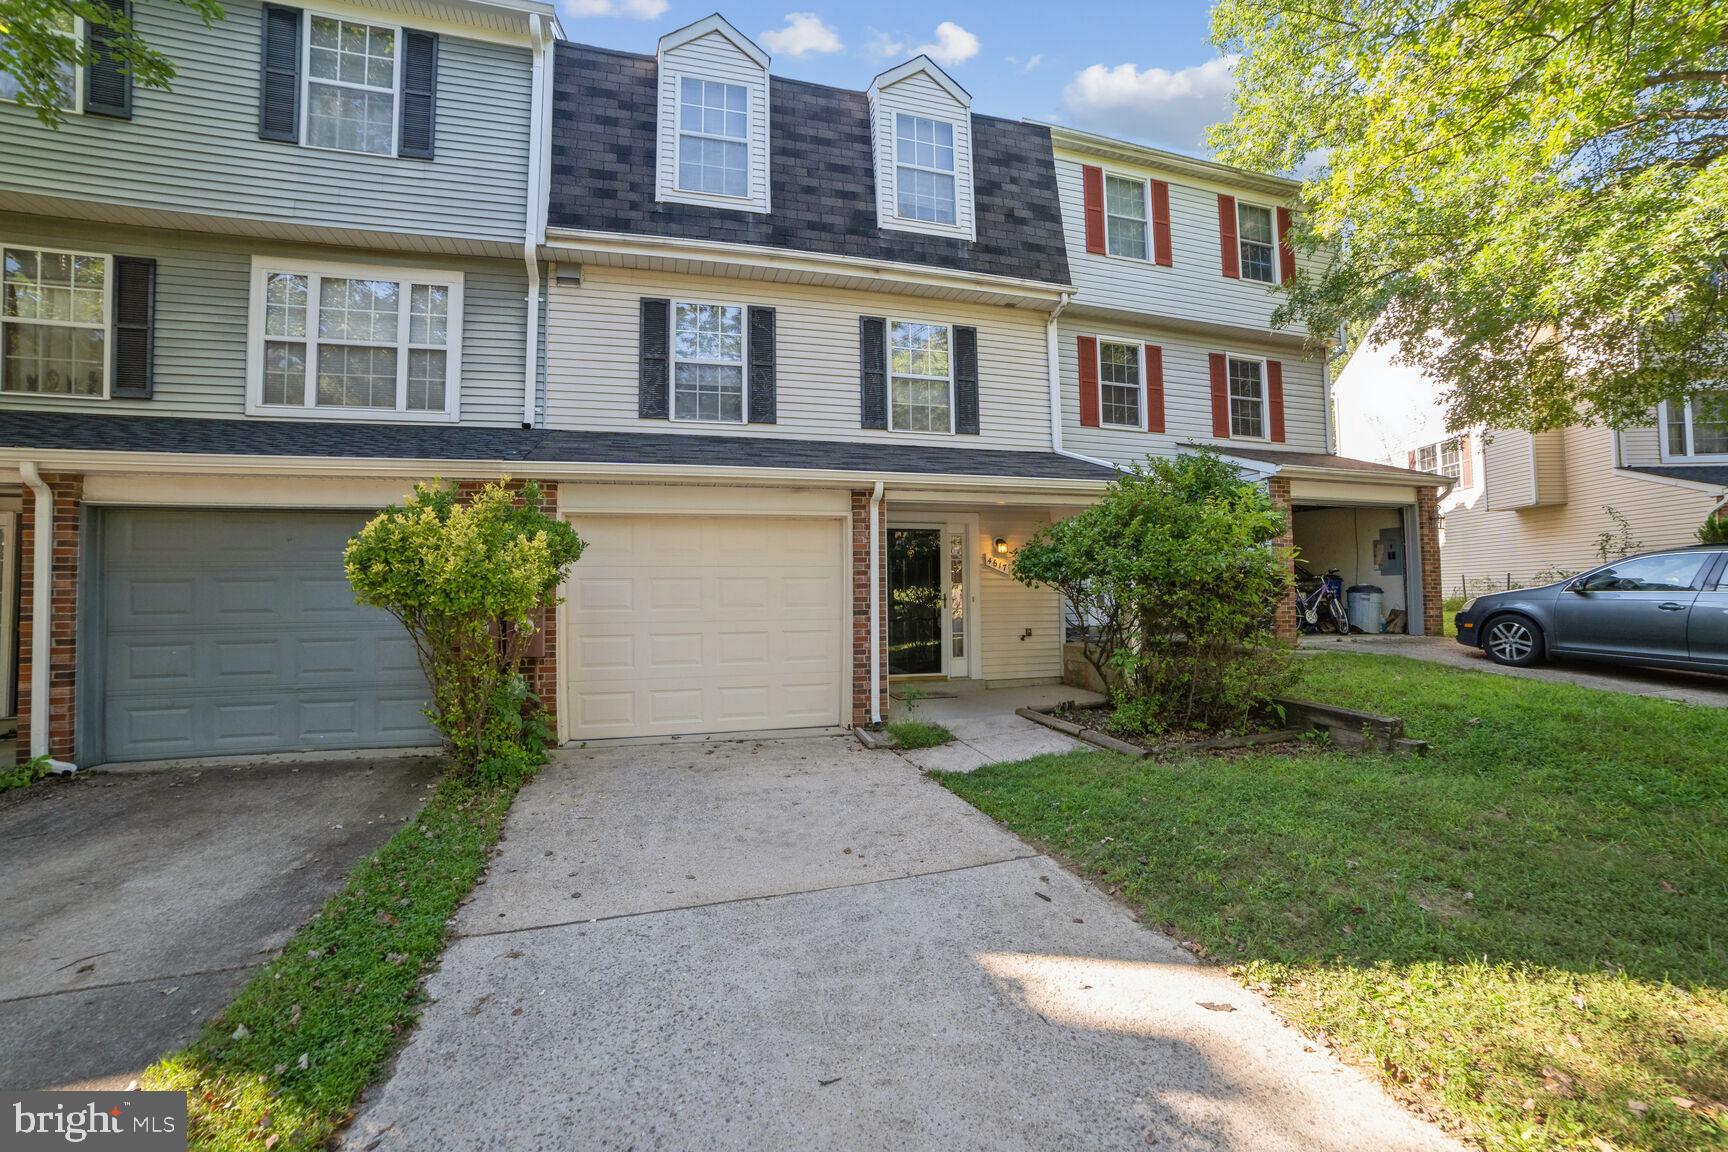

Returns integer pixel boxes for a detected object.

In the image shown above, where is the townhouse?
[2,9,1449,766]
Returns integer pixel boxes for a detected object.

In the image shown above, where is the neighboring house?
[1334,337,1728,596]
[1044,126,1451,636]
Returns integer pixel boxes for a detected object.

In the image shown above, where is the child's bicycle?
[1293,563,1351,634]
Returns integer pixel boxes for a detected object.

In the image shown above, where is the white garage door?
[565,515,846,739]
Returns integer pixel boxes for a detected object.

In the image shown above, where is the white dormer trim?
[655,14,772,215]
[868,56,976,242]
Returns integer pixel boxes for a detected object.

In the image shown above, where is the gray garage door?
[98,509,434,762]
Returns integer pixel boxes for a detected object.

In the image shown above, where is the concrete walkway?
[891,681,1096,772]
[343,737,1458,1152]
[1301,632,1728,707]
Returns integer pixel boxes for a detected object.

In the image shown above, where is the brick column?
[1266,476,1299,641]
[15,472,82,765]
[1416,485,1443,637]
[849,489,887,727]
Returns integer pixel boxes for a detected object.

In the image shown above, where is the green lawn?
[937,652,1728,1152]
[887,720,955,749]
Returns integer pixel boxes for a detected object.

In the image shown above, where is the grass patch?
[935,652,1728,1152]
[1,754,53,793]
[887,720,955,749]
[142,763,536,1151]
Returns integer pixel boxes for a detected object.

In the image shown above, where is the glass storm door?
[888,527,944,675]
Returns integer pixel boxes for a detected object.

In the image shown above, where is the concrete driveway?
[0,755,442,1090]
[343,737,1458,1152]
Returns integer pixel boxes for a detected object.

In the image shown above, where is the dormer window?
[677,78,748,197]
[895,114,956,225]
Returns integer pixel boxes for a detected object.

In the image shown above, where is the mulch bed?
[1034,703,1313,760]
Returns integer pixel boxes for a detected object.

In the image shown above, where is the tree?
[1211,0,1728,434]
[1,0,224,127]
[344,481,584,778]
[1012,452,1294,734]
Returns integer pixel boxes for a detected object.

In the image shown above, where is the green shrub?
[0,754,53,793]
[345,481,584,778]
[1013,451,1294,733]
[1699,510,1728,545]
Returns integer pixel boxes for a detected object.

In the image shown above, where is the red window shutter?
[1077,335,1100,427]
[1460,434,1474,487]
[1151,180,1172,266]
[1082,166,1106,255]
[1277,206,1297,282]
[1217,194,1239,278]
[1267,359,1286,442]
[1208,353,1231,437]
[1407,449,1417,469]
[1144,344,1165,433]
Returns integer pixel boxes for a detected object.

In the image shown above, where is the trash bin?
[1346,585,1385,634]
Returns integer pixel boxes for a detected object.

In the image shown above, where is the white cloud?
[1006,53,1045,72]
[865,30,906,59]
[760,12,842,57]
[914,21,979,66]
[562,0,666,19]
[1060,56,1238,153]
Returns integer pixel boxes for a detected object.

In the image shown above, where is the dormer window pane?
[1237,203,1276,283]
[895,114,957,225]
[678,78,749,197]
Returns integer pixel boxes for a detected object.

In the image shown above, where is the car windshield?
[1578,553,1706,592]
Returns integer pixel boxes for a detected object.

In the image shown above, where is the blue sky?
[559,1,1237,157]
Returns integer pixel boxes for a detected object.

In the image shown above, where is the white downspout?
[18,462,75,772]
[1045,297,1126,472]
[520,13,553,428]
[868,480,884,724]
[1321,354,1335,455]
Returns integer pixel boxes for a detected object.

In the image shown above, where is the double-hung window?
[1099,340,1142,428]
[1662,393,1728,459]
[889,319,953,433]
[1415,440,1462,478]
[0,11,80,111]
[1,246,108,397]
[251,259,461,420]
[895,114,957,225]
[671,301,745,421]
[1227,356,1267,438]
[1236,202,1276,284]
[677,78,748,197]
[1104,175,1148,260]
[305,15,399,156]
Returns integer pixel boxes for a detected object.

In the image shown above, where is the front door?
[888,527,944,675]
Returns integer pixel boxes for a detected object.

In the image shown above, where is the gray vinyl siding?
[1057,318,1328,465]
[0,0,531,243]
[0,214,527,424]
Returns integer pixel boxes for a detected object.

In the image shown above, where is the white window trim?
[1101,171,1151,263]
[0,243,112,402]
[1235,199,1280,286]
[658,69,770,214]
[1224,353,1271,441]
[244,255,463,423]
[1095,336,1147,431]
[1658,398,1728,463]
[0,15,84,113]
[668,298,749,425]
[892,112,961,229]
[298,9,404,158]
[671,74,753,204]
[887,316,956,436]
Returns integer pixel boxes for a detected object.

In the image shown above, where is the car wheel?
[1482,614,1543,667]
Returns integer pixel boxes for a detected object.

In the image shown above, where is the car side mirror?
[1566,579,1588,594]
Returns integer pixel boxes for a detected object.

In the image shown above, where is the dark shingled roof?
[548,44,1072,287]
[1626,465,1728,489]
[0,412,1116,481]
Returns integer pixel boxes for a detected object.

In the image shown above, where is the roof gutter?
[520,12,554,428]
[17,462,76,773]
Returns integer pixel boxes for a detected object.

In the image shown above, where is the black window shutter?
[859,316,887,429]
[110,256,156,399]
[398,30,438,159]
[954,325,979,435]
[747,306,776,424]
[259,4,302,143]
[84,0,133,119]
[638,298,670,419]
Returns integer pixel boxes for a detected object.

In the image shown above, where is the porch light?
[994,537,1009,555]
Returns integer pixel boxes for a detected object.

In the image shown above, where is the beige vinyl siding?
[979,511,1063,681]
[1618,425,1665,467]
[871,72,975,241]
[543,266,1053,450]
[1054,151,1315,338]
[655,31,771,214]
[0,213,527,424]
[1057,318,1328,465]
[1483,428,1568,510]
[1442,426,1720,590]
[0,0,532,243]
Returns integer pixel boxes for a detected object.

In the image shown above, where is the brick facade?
[849,489,887,727]
[452,478,561,722]
[1416,485,1443,637]
[1266,476,1299,641]
[14,471,82,765]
